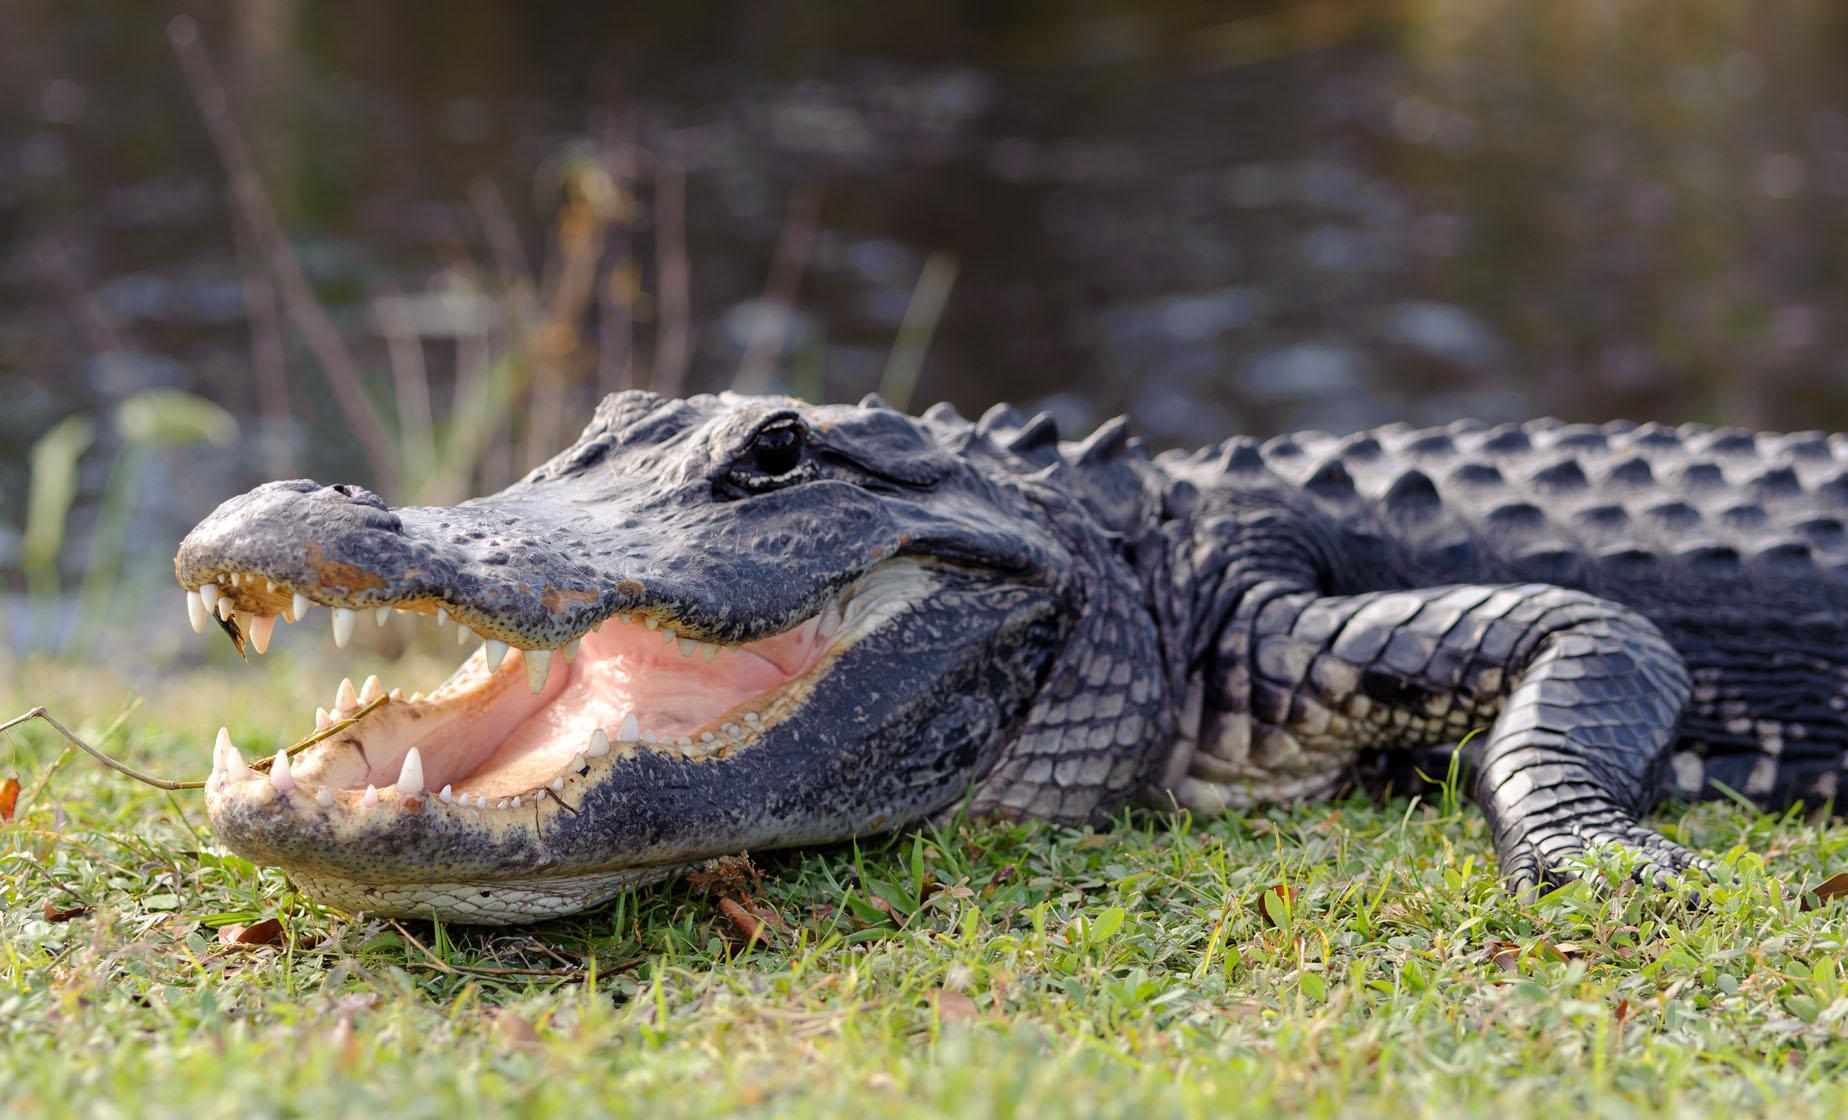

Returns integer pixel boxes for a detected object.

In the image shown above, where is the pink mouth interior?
[337,612,836,799]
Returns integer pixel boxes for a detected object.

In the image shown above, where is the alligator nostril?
[324,483,389,511]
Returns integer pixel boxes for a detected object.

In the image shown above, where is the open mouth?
[187,563,924,814]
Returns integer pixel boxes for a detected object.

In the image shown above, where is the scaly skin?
[176,396,1848,921]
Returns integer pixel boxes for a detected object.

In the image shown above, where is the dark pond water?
[5,1,1848,640]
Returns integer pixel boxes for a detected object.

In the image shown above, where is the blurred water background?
[5,0,1848,663]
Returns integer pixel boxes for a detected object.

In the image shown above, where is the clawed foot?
[1498,815,1715,900]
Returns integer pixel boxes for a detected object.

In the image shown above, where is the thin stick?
[651,166,691,396]
[20,696,140,812]
[733,184,821,395]
[878,250,959,413]
[388,920,585,978]
[0,697,387,793]
[167,15,400,496]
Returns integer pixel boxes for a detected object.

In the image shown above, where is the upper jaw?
[173,477,899,649]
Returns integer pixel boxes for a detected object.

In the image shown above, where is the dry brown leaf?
[1488,941,1522,974]
[1805,871,1848,910]
[41,900,88,922]
[217,917,286,949]
[718,896,771,944]
[928,988,978,1022]
[1258,884,1298,928]
[687,854,762,892]
[0,776,18,823]
[495,1009,542,1052]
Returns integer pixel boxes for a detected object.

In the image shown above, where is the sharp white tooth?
[216,597,236,621]
[409,691,424,702]
[374,606,391,626]
[496,799,510,810]
[616,713,639,742]
[661,628,677,645]
[359,675,384,705]
[744,712,760,724]
[229,573,242,587]
[726,723,743,740]
[292,592,312,621]
[641,730,658,744]
[481,639,509,671]
[562,638,579,663]
[436,606,449,626]
[269,748,295,793]
[701,732,715,744]
[550,776,564,792]
[249,614,277,655]
[315,788,334,808]
[677,637,696,658]
[396,747,424,796]
[677,737,693,749]
[199,583,221,610]
[362,784,379,808]
[212,727,232,774]
[700,641,719,662]
[524,649,553,693]
[587,728,610,757]
[644,616,659,630]
[331,607,356,648]
[218,729,252,780]
[335,678,359,711]
[388,687,404,702]
[315,707,332,729]
[439,784,454,803]
[266,579,277,593]
[184,590,208,634]
[511,796,521,809]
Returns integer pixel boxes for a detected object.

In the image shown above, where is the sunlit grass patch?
[0,661,1845,1118]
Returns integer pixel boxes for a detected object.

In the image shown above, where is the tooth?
[216,597,235,621]
[315,788,334,807]
[199,583,221,610]
[483,639,510,671]
[362,784,379,808]
[266,579,277,593]
[496,800,510,810]
[677,737,693,749]
[186,591,207,633]
[409,691,424,702]
[511,796,521,809]
[335,678,359,711]
[388,687,404,702]
[549,777,564,793]
[524,649,553,693]
[292,592,312,621]
[439,784,454,803]
[661,628,677,644]
[229,573,242,587]
[435,607,449,626]
[562,639,579,663]
[374,606,391,626]
[677,637,696,657]
[701,732,716,744]
[395,747,425,796]
[644,616,659,631]
[359,675,384,705]
[725,723,743,740]
[616,713,639,742]
[269,748,295,793]
[249,614,277,654]
[587,728,610,757]
[315,707,332,729]
[744,712,760,724]
[331,607,356,648]
[700,642,719,662]
[218,729,252,780]
[641,730,658,744]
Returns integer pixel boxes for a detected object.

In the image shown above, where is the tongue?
[448,612,834,798]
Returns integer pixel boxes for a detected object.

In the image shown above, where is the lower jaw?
[287,865,677,924]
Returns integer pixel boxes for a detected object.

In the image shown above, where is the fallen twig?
[387,920,586,978]
[0,697,387,793]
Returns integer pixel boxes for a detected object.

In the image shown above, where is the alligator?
[173,392,1848,922]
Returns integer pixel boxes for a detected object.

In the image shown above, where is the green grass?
[1,656,1847,1118]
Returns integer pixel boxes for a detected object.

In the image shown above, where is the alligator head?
[174,392,1171,922]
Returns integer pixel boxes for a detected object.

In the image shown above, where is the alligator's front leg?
[1194,582,1712,894]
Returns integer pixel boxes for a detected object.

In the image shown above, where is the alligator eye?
[748,421,804,476]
